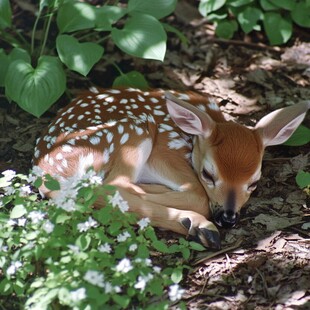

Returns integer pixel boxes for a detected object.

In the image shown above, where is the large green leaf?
[111,13,167,61]
[292,2,310,28]
[56,35,104,76]
[238,7,263,33]
[263,12,292,45]
[5,56,66,117]
[259,0,278,10]
[228,0,254,7]
[269,0,296,11]
[199,0,226,16]
[57,1,96,33]
[128,0,177,19]
[283,125,310,146]
[296,171,310,189]
[0,0,12,29]
[95,6,127,31]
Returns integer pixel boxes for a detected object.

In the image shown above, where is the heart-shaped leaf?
[292,2,310,28]
[57,1,96,33]
[238,7,263,33]
[263,12,292,45]
[113,71,149,89]
[283,125,310,146]
[112,13,167,61]
[56,35,104,76]
[95,6,127,31]
[199,0,226,16]
[5,56,66,117]
[128,0,177,19]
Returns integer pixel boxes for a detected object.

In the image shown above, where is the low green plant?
[199,0,310,45]
[0,0,179,117]
[0,168,204,309]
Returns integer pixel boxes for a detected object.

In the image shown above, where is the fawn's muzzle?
[214,210,239,228]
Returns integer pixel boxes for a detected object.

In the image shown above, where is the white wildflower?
[115,258,133,273]
[168,284,185,302]
[17,218,27,226]
[27,166,44,183]
[104,282,121,294]
[129,244,138,252]
[153,266,161,273]
[2,170,16,181]
[28,211,46,224]
[84,270,105,287]
[4,186,15,195]
[70,287,87,302]
[0,244,8,252]
[98,243,112,253]
[77,216,98,232]
[117,231,131,242]
[68,245,80,254]
[20,185,32,196]
[42,220,54,233]
[134,274,154,291]
[137,217,150,230]
[108,191,129,213]
[7,261,22,276]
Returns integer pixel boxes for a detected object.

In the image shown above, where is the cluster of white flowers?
[8,218,26,227]
[117,231,131,242]
[67,244,80,254]
[83,270,120,294]
[98,243,112,254]
[20,185,32,197]
[137,217,150,230]
[115,258,133,273]
[134,273,154,291]
[129,243,138,252]
[69,287,86,302]
[7,261,22,276]
[27,166,44,183]
[168,284,185,302]
[28,210,46,224]
[42,220,55,233]
[4,186,15,195]
[108,191,129,213]
[77,216,98,232]
[2,169,16,181]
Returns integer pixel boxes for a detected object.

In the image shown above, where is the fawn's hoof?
[180,217,221,250]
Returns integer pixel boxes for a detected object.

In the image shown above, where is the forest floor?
[0,1,309,309]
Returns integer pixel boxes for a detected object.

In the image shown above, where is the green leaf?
[112,295,130,308]
[237,7,263,33]
[228,0,255,7]
[76,234,91,251]
[269,0,296,11]
[44,174,61,191]
[292,2,310,28]
[0,0,12,29]
[0,48,30,87]
[171,268,183,283]
[152,240,169,253]
[10,204,27,219]
[259,0,278,10]
[215,20,238,39]
[189,241,206,251]
[57,1,96,33]
[5,56,66,117]
[283,125,310,146]
[112,13,167,61]
[199,0,226,16]
[296,171,310,189]
[128,0,177,19]
[263,12,292,45]
[56,35,104,76]
[113,71,149,89]
[95,6,127,31]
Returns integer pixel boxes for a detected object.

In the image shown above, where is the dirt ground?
[0,1,309,309]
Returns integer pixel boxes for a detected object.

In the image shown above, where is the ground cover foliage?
[0,0,309,309]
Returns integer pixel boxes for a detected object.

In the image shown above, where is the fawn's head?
[166,92,309,228]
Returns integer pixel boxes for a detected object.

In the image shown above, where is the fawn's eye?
[248,181,259,191]
[202,169,215,186]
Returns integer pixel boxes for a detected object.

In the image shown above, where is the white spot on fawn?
[106,132,113,143]
[56,153,63,161]
[120,133,129,145]
[89,136,101,145]
[62,145,72,152]
[118,125,124,134]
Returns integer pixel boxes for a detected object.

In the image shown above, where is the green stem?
[96,34,110,44]
[112,62,124,76]
[31,9,42,55]
[40,9,54,57]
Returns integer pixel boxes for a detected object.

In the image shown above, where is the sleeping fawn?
[33,88,309,249]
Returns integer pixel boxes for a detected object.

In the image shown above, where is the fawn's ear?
[255,101,310,147]
[165,92,215,137]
